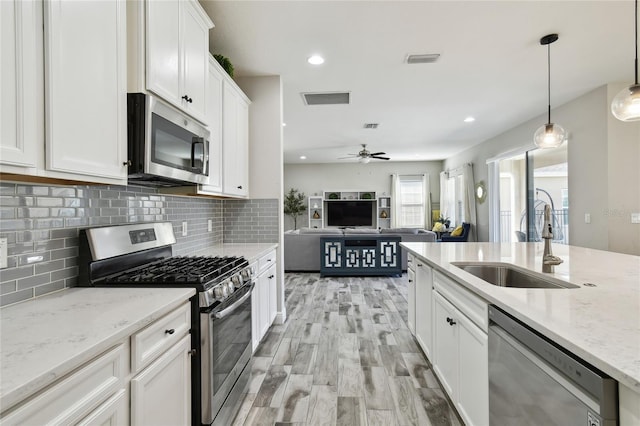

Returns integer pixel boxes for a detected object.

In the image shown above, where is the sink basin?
[451,262,579,289]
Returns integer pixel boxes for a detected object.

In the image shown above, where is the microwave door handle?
[213,284,254,319]
[191,137,204,170]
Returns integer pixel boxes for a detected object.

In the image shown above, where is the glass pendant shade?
[611,84,640,122]
[534,122,568,149]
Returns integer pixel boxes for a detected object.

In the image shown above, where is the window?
[395,175,429,228]
[443,172,465,226]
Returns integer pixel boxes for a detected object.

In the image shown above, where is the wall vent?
[302,91,350,105]
[364,123,379,129]
[406,53,441,64]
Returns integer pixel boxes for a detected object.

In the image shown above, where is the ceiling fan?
[339,144,390,163]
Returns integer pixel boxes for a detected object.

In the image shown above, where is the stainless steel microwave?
[127,93,210,187]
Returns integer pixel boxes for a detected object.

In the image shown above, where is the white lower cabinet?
[130,335,191,426]
[251,249,278,351]
[432,271,489,426]
[1,301,192,426]
[414,261,433,359]
[1,344,127,425]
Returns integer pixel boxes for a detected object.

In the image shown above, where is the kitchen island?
[401,241,640,425]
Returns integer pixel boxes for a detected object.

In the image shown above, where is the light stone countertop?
[193,243,278,263]
[0,287,195,412]
[400,241,640,394]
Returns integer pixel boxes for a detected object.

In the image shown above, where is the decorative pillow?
[450,225,464,236]
[381,228,419,235]
[432,222,446,232]
[343,228,380,234]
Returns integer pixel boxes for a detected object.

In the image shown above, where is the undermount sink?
[451,262,579,289]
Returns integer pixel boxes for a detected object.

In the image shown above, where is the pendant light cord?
[547,42,552,124]
[635,0,638,84]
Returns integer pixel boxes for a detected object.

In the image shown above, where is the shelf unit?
[308,196,324,228]
[378,196,391,229]
[308,191,392,229]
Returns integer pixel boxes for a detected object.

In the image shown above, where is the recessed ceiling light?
[307,55,325,65]
[282,122,287,127]
[300,156,307,160]
[464,116,476,123]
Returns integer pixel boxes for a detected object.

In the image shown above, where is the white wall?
[444,84,640,255]
[284,161,443,230]
[236,75,288,322]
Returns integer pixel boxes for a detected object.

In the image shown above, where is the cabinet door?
[180,0,208,122]
[407,267,416,334]
[145,0,180,106]
[44,0,126,182]
[0,0,42,169]
[200,57,224,194]
[267,264,277,325]
[251,284,261,352]
[415,263,433,359]
[236,97,249,196]
[457,313,489,426]
[131,335,191,426]
[258,272,270,338]
[76,389,128,426]
[432,291,458,400]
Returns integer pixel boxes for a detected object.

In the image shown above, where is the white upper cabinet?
[222,81,250,197]
[44,0,127,182]
[199,55,224,193]
[145,0,212,123]
[1,0,127,185]
[0,0,42,170]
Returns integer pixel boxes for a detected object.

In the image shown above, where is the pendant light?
[611,0,640,122]
[534,34,568,149]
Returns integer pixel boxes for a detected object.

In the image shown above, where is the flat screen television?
[326,200,375,227]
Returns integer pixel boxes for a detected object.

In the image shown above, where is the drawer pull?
[268,275,274,279]
[188,349,197,356]
[165,329,175,335]
[408,279,413,283]
[446,317,457,326]
[417,264,423,267]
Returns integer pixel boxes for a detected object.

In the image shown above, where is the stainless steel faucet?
[542,203,563,273]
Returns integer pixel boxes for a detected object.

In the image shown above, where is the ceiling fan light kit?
[611,0,640,122]
[534,33,568,149]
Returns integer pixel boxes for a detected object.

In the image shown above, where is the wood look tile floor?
[232,273,463,426]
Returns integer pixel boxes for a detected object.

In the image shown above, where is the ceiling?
[200,1,634,164]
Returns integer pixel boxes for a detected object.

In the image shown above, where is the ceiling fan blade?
[369,152,386,156]
[371,156,390,160]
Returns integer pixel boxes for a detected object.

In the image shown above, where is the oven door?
[200,283,253,425]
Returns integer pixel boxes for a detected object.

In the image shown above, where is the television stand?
[320,235,401,277]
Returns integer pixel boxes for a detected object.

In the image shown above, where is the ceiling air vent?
[302,91,350,105]
[364,123,379,129]
[406,53,441,64]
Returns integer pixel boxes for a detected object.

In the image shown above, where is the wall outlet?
[584,213,591,224]
[207,219,213,232]
[632,213,640,224]
[182,221,188,236]
[0,238,7,269]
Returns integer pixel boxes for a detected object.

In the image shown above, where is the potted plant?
[283,188,307,230]
[213,54,234,78]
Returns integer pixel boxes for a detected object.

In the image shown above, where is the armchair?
[440,222,471,242]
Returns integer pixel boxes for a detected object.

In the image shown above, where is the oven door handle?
[213,284,253,319]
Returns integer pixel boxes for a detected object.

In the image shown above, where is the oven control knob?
[214,286,225,300]
[226,280,235,293]
[231,275,242,288]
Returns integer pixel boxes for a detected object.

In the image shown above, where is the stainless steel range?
[78,222,252,426]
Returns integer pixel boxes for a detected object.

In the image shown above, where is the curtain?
[390,173,400,228]
[439,171,449,221]
[462,163,477,241]
[423,174,431,229]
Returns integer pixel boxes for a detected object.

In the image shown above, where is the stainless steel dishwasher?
[488,306,618,426]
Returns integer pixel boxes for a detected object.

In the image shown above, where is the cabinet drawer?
[131,302,190,373]
[1,344,126,425]
[258,250,276,274]
[434,271,488,332]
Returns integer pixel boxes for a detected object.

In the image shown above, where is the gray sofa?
[284,227,437,272]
